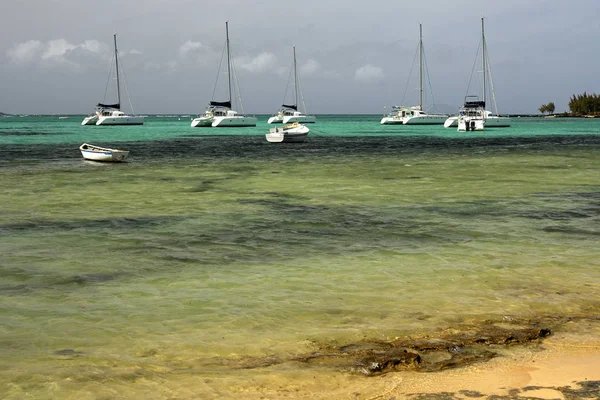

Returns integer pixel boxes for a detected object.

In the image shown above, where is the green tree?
[569,92,600,115]
[539,102,555,114]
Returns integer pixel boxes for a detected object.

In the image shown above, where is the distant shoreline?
[2,113,599,118]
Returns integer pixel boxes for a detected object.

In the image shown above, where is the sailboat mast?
[113,34,121,109]
[481,18,486,105]
[293,46,298,108]
[419,24,423,110]
[225,22,232,106]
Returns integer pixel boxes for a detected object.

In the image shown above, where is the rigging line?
[117,56,135,114]
[485,50,499,115]
[401,41,420,107]
[229,51,245,114]
[465,38,482,99]
[295,63,309,114]
[282,57,294,105]
[102,54,115,105]
[421,43,437,113]
[211,42,227,103]
[298,76,309,114]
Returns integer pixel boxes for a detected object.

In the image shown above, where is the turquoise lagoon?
[1,115,599,398]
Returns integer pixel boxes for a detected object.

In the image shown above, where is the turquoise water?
[1,115,599,398]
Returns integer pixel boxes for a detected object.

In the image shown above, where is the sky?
[1,0,599,115]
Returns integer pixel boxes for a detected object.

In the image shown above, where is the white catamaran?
[82,35,144,126]
[381,24,447,125]
[445,18,511,129]
[191,22,256,128]
[268,47,316,125]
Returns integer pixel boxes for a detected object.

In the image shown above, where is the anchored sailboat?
[191,22,256,128]
[268,47,316,124]
[381,24,447,125]
[82,35,143,126]
[445,18,511,129]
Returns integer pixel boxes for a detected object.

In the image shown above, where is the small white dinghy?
[265,122,309,143]
[80,143,129,162]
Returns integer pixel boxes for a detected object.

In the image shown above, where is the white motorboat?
[381,24,447,125]
[457,116,485,131]
[265,122,309,143]
[191,22,256,128]
[79,143,129,162]
[268,47,316,125]
[448,95,486,132]
[445,18,511,129]
[82,35,144,126]
[457,99,486,131]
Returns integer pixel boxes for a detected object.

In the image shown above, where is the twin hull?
[96,116,144,126]
[380,115,447,125]
[268,115,316,124]
[444,116,511,128]
[191,116,257,127]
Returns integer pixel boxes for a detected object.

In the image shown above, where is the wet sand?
[381,328,600,399]
[207,319,600,399]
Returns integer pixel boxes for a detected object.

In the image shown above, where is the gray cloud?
[1,0,599,114]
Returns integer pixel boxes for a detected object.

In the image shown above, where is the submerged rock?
[228,319,557,375]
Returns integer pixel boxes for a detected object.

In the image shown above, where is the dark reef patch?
[224,317,560,376]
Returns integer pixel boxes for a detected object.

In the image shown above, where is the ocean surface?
[1,115,599,398]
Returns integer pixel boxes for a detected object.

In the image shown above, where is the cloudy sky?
[1,0,598,115]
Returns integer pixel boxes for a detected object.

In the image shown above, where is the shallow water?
[1,115,599,398]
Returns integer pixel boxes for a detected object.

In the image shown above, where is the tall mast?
[293,46,298,108]
[113,34,121,109]
[225,22,232,105]
[419,24,423,110]
[481,18,486,105]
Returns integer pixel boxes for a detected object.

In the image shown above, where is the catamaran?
[191,22,256,128]
[268,47,316,124]
[82,35,144,126]
[444,18,511,129]
[381,24,447,125]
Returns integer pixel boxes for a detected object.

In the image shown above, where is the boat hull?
[266,124,309,143]
[79,143,129,162]
[282,115,316,124]
[267,115,283,124]
[211,116,257,127]
[81,115,99,125]
[403,115,447,125]
[457,118,485,132]
[96,116,144,126]
[380,117,404,125]
[445,115,511,128]
[191,117,213,127]
[444,116,458,128]
[485,116,512,127]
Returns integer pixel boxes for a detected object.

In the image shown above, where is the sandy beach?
[344,319,600,399]
[379,325,600,399]
[206,319,600,399]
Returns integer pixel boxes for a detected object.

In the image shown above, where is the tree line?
[540,92,600,116]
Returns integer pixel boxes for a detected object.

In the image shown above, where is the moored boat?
[268,47,316,125]
[444,18,510,129]
[191,22,256,128]
[82,35,144,126]
[79,143,129,162]
[265,122,309,143]
[381,24,447,125]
